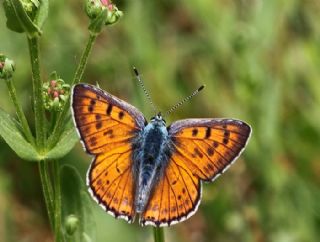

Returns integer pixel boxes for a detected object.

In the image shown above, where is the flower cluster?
[43,78,70,111]
[86,0,123,26]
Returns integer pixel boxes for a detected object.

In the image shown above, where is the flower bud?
[43,75,70,111]
[0,54,15,80]
[50,80,57,87]
[86,0,123,32]
[65,214,79,236]
[105,6,123,25]
[53,91,59,98]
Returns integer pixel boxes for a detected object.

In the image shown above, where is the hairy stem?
[27,36,46,151]
[38,161,55,230]
[72,34,97,85]
[153,227,165,242]
[48,33,97,148]
[5,78,35,145]
[53,160,62,242]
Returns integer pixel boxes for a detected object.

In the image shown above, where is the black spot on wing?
[96,122,103,129]
[192,128,198,137]
[118,111,125,120]
[106,104,113,116]
[90,136,97,146]
[224,130,230,138]
[205,127,211,139]
[193,148,203,158]
[103,129,114,137]
[88,106,94,112]
[207,147,214,156]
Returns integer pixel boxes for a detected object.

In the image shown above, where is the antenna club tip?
[198,85,205,91]
[133,66,139,76]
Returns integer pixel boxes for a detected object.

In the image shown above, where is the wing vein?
[203,140,231,167]
[158,178,165,222]
[109,166,130,213]
[191,140,221,172]
[76,118,138,129]
[73,95,109,104]
[89,140,133,152]
[176,164,194,207]
[99,166,130,204]
[91,151,130,183]
[171,156,198,189]
[172,144,209,179]
[166,173,179,221]
[178,135,245,146]
[81,123,119,138]
[166,177,171,222]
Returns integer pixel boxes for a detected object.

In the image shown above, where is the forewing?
[71,83,146,154]
[71,83,146,222]
[168,119,251,181]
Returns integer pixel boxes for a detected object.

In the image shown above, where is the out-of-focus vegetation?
[1,0,320,241]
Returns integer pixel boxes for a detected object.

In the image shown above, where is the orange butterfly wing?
[141,119,251,226]
[140,155,200,226]
[71,84,146,222]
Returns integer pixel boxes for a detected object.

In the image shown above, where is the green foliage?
[3,0,48,36]
[46,123,79,160]
[0,107,78,161]
[0,108,40,161]
[60,165,95,242]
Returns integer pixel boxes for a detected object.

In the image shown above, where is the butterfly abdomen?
[132,121,172,213]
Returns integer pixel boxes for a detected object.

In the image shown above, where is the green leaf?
[3,0,42,36]
[34,0,48,30]
[45,122,79,160]
[60,165,95,242]
[0,108,40,161]
[3,0,24,32]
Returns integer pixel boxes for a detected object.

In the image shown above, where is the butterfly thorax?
[132,115,172,214]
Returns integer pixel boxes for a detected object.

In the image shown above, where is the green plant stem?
[48,33,97,148]
[153,227,165,242]
[27,36,46,151]
[72,34,97,85]
[53,160,62,242]
[39,160,55,230]
[5,78,35,146]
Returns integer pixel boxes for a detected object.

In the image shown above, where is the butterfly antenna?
[163,85,205,118]
[133,67,157,114]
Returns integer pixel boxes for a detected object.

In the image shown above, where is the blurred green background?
[1,0,320,241]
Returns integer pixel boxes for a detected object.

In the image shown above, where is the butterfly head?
[150,112,166,126]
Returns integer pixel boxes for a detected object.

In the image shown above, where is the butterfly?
[71,80,251,227]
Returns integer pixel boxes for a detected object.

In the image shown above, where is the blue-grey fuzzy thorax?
[132,119,173,214]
